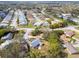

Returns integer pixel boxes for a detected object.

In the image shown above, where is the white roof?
[1,10,14,26]
[0,40,13,50]
[1,33,13,40]
[18,10,27,25]
[34,21,43,26]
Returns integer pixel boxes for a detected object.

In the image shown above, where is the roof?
[69,18,79,23]
[23,33,29,40]
[31,39,41,48]
[1,33,13,40]
[65,42,78,54]
[62,13,71,16]
[10,11,18,27]
[0,40,13,50]
[34,21,43,26]
[64,30,75,37]
[0,10,14,27]
[60,34,70,42]
[42,22,49,26]
[18,10,27,25]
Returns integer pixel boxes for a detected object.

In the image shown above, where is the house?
[42,22,49,27]
[60,34,70,42]
[1,33,13,40]
[18,9,27,25]
[51,19,62,25]
[34,21,43,26]
[31,38,41,48]
[23,33,29,40]
[0,10,14,27]
[64,30,75,37]
[10,11,18,28]
[56,14,62,18]
[0,23,8,28]
[61,13,71,20]
[69,18,79,23]
[0,40,13,50]
[65,42,79,54]
[32,13,40,21]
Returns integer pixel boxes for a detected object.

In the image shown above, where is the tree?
[0,43,28,58]
[46,30,67,58]
[31,26,42,36]
[24,49,43,58]
[46,18,52,24]
[50,23,60,29]
[0,29,9,38]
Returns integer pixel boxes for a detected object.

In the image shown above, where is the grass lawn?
[18,23,35,28]
[56,17,78,26]
[73,32,79,39]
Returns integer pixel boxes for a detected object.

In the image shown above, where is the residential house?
[64,30,75,37]
[1,33,13,40]
[61,13,71,20]
[31,38,42,49]
[0,40,13,50]
[65,42,79,54]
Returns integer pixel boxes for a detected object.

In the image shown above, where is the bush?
[50,23,60,29]
[47,30,67,58]
[0,29,9,38]
[46,18,53,24]
[53,30,64,37]
[50,21,67,29]
[42,30,66,57]
[31,27,42,36]
[24,49,44,58]
[0,43,27,58]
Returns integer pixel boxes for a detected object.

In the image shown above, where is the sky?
[0,0,79,1]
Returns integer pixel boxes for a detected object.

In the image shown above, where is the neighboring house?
[34,21,43,26]
[60,34,70,42]
[1,33,13,40]
[60,31,79,54]
[51,19,62,25]
[34,21,49,27]
[69,18,79,23]
[56,14,62,18]
[0,10,14,27]
[0,23,8,28]
[23,33,29,40]
[0,40,13,50]
[31,38,42,48]
[42,22,49,27]
[61,13,71,20]
[64,30,75,37]
[65,42,79,54]
[10,11,18,28]
[18,9,27,25]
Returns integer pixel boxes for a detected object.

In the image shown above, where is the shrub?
[31,27,42,36]
[0,29,9,38]
[46,30,67,58]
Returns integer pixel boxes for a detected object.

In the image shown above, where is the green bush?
[0,29,9,38]
[25,49,44,58]
[50,23,60,29]
[31,27,42,36]
[50,21,67,29]
[42,30,66,57]
[47,30,67,58]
